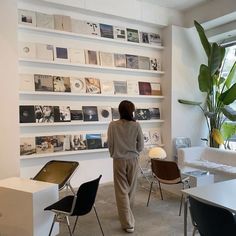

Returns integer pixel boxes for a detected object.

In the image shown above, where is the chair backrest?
[189,196,236,236]
[151,159,181,184]
[32,160,79,190]
[72,175,102,216]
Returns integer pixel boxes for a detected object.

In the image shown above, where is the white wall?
[0,0,20,179]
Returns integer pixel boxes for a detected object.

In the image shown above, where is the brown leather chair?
[146,158,190,216]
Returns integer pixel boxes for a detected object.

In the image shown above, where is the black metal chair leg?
[179,194,183,216]
[147,181,153,206]
[158,181,163,200]
[66,216,73,236]
[48,215,56,236]
[72,216,79,234]
[94,206,105,236]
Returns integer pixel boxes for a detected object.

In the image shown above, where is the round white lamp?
[148,147,167,159]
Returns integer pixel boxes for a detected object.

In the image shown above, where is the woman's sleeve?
[136,123,144,152]
[107,123,114,155]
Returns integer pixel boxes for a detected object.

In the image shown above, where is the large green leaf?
[178,99,202,105]
[219,83,236,105]
[225,61,236,89]
[198,64,212,92]
[194,20,211,58]
[222,106,236,121]
[221,122,236,140]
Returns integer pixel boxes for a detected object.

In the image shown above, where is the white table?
[182,179,236,236]
[0,177,59,236]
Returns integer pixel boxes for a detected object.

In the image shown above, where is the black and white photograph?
[112,108,120,120]
[149,107,160,119]
[54,46,69,61]
[150,57,161,71]
[126,54,139,69]
[138,56,150,70]
[135,108,151,120]
[127,28,139,43]
[86,133,102,149]
[85,50,99,65]
[35,136,54,154]
[85,77,101,94]
[34,74,53,92]
[70,134,87,150]
[70,77,86,93]
[18,9,36,26]
[143,130,152,145]
[82,106,98,121]
[84,22,100,36]
[20,137,36,155]
[53,76,71,92]
[150,129,162,145]
[35,105,54,123]
[140,32,149,44]
[114,26,126,40]
[149,33,161,45]
[51,135,64,152]
[54,106,71,122]
[70,106,84,122]
[97,106,112,122]
[114,53,126,67]
[19,105,35,123]
[100,23,114,38]
[113,80,127,94]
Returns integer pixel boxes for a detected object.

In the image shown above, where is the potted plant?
[178,20,236,148]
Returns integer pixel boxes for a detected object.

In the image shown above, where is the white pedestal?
[189,173,214,187]
[0,177,59,236]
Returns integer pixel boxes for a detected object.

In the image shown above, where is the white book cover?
[18,42,36,59]
[36,12,54,29]
[85,50,100,65]
[150,128,162,145]
[113,80,127,94]
[100,79,114,95]
[69,48,85,64]
[71,19,86,34]
[143,130,152,146]
[150,82,161,95]
[99,52,114,67]
[19,74,34,91]
[70,77,86,93]
[114,26,126,41]
[18,9,36,27]
[84,22,100,36]
[54,15,71,32]
[20,137,36,155]
[149,33,162,45]
[97,106,112,122]
[53,46,69,62]
[127,80,139,95]
[150,57,161,71]
[36,43,54,61]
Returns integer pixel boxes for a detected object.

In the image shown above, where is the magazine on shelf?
[100,79,114,95]
[70,77,86,93]
[150,82,161,95]
[70,134,87,150]
[114,53,126,67]
[70,106,84,122]
[99,52,114,67]
[85,50,99,65]
[114,26,126,40]
[36,43,54,61]
[150,57,161,71]
[149,108,160,119]
[18,42,36,59]
[139,32,149,44]
[69,48,85,64]
[127,81,139,95]
[54,106,71,122]
[19,74,34,91]
[19,105,35,123]
[53,76,71,92]
[112,108,120,120]
[54,15,72,32]
[100,23,114,38]
[51,135,64,152]
[34,105,54,123]
[84,22,100,36]
[101,133,108,148]
[82,106,99,121]
[36,12,54,29]
[71,19,86,34]
[138,56,150,70]
[97,106,112,122]
[135,108,151,120]
[143,130,152,145]
[53,46,69,62]
[126,54,139,69]
[113,80,127,94]
[20,137,36,155]
[86,133,102,149]
[127,28,139,43]
[34,74,53,92]
[150,129,162,145]
[35,136,54,154]
[149,33,161,45]
[138,81,151,95]
[85,77,101,94]
[18,9,36,27]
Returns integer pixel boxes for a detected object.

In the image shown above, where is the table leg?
[184,196,188,236]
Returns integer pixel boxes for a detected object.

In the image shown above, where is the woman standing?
[108,100,144,233]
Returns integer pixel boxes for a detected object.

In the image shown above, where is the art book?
[113,80,127,94]
[20,137,36,155]
[70,134,87,150]
[150,82,161,95]
[34,74,53,92]
[19,74,34,91]
[139,32,149,44]
[18,9,36,27]
[135,108,151,120]
[127,28,139,43]
[138,56,150,70]
[51,135,64,152]
[99,52,114,67]
[114,53,126,67]
[85,50,99,65]
[18,42,36,59]
[54,15,72,32]
[150,129,162,145]
[149,33,162,45]
[97,106,112,122]
[70,106,83,122]
[149,108,160,119]
[138,81,151,95]
[71,19,86,34]
[54,106,71,122]
[150,57,161,71]
[53,76,71,92]
[70,77,86,93]
[114,26,126,41]
[53,46,69,62]
[112,108,120,120]
[100,79,114,95]
[69,48,85,64]
[36,12,54,29]
[142,130,152,146]
[84,22,100,36]
[126,54,139,69]
[82,106,99,121]
[85,77,101,94]
[86,133,102,149]
[35,136,54,154]
[100,23,114,39]
[127,81,139,95]
[34,105,54,123]
[36,43,54,61]
[19,105,35,123]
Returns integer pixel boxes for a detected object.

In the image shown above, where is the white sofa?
[178,146,236,182]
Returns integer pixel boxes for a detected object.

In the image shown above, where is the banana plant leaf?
[219,83,236,105]
[225,61,236,89]
[221,122,236,140]
[222,106,236,121]
[178,99,202,106]
[198,64,212,92]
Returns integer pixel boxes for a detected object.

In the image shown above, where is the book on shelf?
[85,77,101,94]
[70,134,87,150]
[113,80,127,94]
[100,79,114,95]
[71,19,86,34]
[70,77,86,93]
[97,106,112,122]
[101,133,108,148]
[150,82,161,95]
[18,9,36,27]
[114,53,126,68]
[149,108,160,119]
[138,81,151,95]
[150,129,162,145]
[150,57,162,71]
[82,106,99,121]
[53,76,71,92]
[51,135,64,152]
[84,22,100,36]
[63,135,71,151]
[53,46,69,62]
[127,28,139,43]
[135,108,151,120]
[149,33,161,45]
[36,43,54,61]
[54,106,71,122]
[126,54,139,69]
[138,56,150,70]
[34,74,53,92]
[85,50,100,65]
[54,15,72,32]
[36,12,54,29]
[143,130,152,146]
[20,137,36,155]
[86,133,102,149]
[19,105,35,123]
[70,106,84,122]
[19,74,34,91]
[100,23,114,39]
[140,32,150,44]
[127,81,139,95]
[18,42,36,59]
[69,48,85,64]
[35,105,54,123]
[99,52,114,67]
[35,136,54,154]
[112,108,120,120]
[114,26,126,41]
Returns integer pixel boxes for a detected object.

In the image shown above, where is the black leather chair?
[189,196,236,236]
[44,175,104,236]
